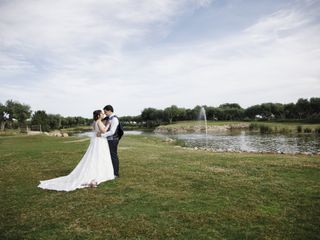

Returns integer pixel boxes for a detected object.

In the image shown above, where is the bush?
[306,113,320,123]
[303,128,312,133]
[279,128,290,134]
[259,125,272,134]
[297,125,302,133]
[314,128,320,134]
[249,123,259,130]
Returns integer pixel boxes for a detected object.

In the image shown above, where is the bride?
[38,110,115,191]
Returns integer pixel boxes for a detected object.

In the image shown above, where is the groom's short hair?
[103,105,114,112]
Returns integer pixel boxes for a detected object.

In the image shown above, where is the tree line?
[0,100,91,131]
[120,97,320,127]
[1,97,319,131]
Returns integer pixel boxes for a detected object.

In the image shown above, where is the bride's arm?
[97,120,108,133]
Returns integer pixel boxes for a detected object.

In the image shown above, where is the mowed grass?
[0,135,319,239]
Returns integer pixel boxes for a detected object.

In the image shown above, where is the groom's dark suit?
[103,114,120,177]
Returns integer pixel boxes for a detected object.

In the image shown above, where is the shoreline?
[155,122,250,133]
[176,145,320,156]
[154,120,320,134]
[162,137,320,156]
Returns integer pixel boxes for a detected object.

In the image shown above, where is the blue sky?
[0,0,319,117]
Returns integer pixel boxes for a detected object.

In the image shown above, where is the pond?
[74,130,320,154]
[162,130,320,154]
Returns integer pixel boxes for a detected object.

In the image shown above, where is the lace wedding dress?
[38,121,115,191]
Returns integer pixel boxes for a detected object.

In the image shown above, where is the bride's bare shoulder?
[96,120,107,133]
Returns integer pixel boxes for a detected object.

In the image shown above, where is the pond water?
[162,130,320,154]
[74,130,320,154]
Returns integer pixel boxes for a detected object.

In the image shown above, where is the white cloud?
[0,0,319,117]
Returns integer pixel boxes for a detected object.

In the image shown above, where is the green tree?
[141,108,160,127]
[205,106,224,120]
[192,105,202,119]
[283,103,296,119]
[219,103,242,109]
[176,107,187,121]
[164,105,179,124]
[141,108,157,121]
[5,100,32,127]
[0,102,9,131]
[296,98,310,119]
[244,105,261,119]
[310,97,320,113]
[270,103,284,119]
[47,114,62,129]
[217,103,244,120]
[260,103,273,119]
[185,108,194,120]
[31,111,49,131]
[223,108,244,120]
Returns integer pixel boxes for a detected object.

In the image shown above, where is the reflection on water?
[158,130,320,153]
[74,130,320,153]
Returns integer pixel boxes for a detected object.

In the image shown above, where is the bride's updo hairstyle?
[93,110,102,121]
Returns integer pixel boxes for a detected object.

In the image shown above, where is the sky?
[0,0,320,117]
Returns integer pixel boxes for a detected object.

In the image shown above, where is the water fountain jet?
[199,106,208,148]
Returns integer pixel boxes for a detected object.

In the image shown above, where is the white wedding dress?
[38,121,115,191]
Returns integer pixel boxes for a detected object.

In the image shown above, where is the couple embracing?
[38,105,123,192]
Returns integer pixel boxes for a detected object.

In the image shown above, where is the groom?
[98,105,120,178]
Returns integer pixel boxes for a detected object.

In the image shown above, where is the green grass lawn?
[0,135,319,239]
